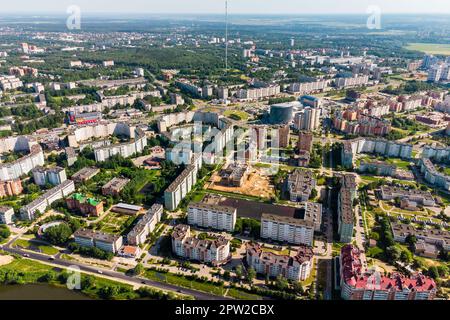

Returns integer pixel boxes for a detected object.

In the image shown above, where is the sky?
[1,0,450,15]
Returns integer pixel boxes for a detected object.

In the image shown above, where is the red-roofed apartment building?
[340,245,437,300]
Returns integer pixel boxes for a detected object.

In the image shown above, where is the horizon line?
[1,11,450,16]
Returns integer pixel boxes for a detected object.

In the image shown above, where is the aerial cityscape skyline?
[1,0,450,14]
[0,2,449,311]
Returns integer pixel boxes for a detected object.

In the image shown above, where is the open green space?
[404,43,450,56]
[13,238,59,256]
[224,110,250,121]
[226,288,262,300]
[144,269,226,296]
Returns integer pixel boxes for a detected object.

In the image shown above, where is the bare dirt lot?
[208,167,276,199]
[0,255,13,266]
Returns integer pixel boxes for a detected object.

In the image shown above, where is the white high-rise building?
[260,214,314,246]
[187,202,237,232]
[428,65,443,82]
[294,107,321,131]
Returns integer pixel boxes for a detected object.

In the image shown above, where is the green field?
[13,239,59,256]
[404,43,450,56]
[144,269,226,296]
[224,110,250,121]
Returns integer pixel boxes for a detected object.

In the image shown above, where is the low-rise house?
[379,186,436,207]
[111,203,143,216]
[102,177,130,196]
[71,167,100,183]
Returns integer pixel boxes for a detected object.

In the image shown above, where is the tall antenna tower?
[225,0,228,75]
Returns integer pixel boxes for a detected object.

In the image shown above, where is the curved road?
[1,245,230,301]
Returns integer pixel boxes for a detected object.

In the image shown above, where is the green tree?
[134,263,145,276]
[247,267,256,285]
[44,224,73,246]
[235,265,243,282]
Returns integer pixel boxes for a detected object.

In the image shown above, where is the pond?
[0,284,92,300]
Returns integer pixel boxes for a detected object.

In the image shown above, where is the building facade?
[171,224,230,265]
[187,202,237,232]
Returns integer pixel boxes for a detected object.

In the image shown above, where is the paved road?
[1,245,230,301]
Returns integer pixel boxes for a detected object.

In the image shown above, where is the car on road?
[97,270,103,274]
[23,254,30,257]
[48,257,55,261]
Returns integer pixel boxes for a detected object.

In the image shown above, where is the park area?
[223,110,250,121]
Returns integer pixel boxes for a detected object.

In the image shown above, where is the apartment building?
[0,144,45,182]
[187,202,237,232]
[0,206,14,225]
[341,138,413,169]
[74,229,123,254]
[246,243,314,281]
[171,224,230,265]
[260,214,314,246]
[422,145,450,163]
[336,174,357,243]
[166,147,193,166]
[340,245,436,300]
[127,204,163,246]
[0,75,23,91]
[419,158,450,192]
[32,166,67,186]
[0,179,23,198]
[164,164,198,211]
[286,169,316,202]
[236,85,280,101]
[294,107,321,131]
[298,131,313,152]
[288,80,330,94]
[94,128,147,162]
[335,75,369,89]
[21,180,76,220]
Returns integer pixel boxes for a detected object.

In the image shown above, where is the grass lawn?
[261,247,291,256]
[0,257,54,283]
[224,110,250,121]
[385,158,412,170]
[404,43,450,56]
[360,175,381,183]
[191,191,206,203]
[38,245,59,255]
[13,238,59,255]
[226,288,262,300]
[144,269,226,296]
